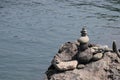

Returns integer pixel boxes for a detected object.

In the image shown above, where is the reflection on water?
[0,0,120,80]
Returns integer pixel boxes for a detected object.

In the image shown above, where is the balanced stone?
[45,27,120,80]
[77,48,94,64]
[78,27,89,44]
[78,36,89,44]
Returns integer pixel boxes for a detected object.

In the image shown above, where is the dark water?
[0,0,120,80]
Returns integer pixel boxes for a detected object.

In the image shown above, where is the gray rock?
[92,53,103,61]
[112,41,120,58]
[45,52,120,80]
[77,64,85,69]
[53,60,78,71]
[48,42,78,73]
[52,42,78,64]
[77,48,93,64]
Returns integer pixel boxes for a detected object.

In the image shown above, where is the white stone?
[92,53,103,61]
[53,60,78,71]
[78,36,89,43]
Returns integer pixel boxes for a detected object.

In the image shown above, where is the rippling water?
[0,0,120,80]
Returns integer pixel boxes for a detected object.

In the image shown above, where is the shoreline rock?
[45,28,120,80]
[45,52,120,80]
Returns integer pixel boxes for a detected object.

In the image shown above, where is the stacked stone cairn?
[46,27,119,79]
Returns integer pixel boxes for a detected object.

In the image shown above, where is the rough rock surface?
[45,52,120,80]
[53,60,78,71]
[52,42,78,63]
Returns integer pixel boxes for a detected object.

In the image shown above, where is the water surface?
[0,0,120,80]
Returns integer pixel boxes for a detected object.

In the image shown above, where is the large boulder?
[45,42,78,79]
[52,42,78,63]
[45,52,120,80]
